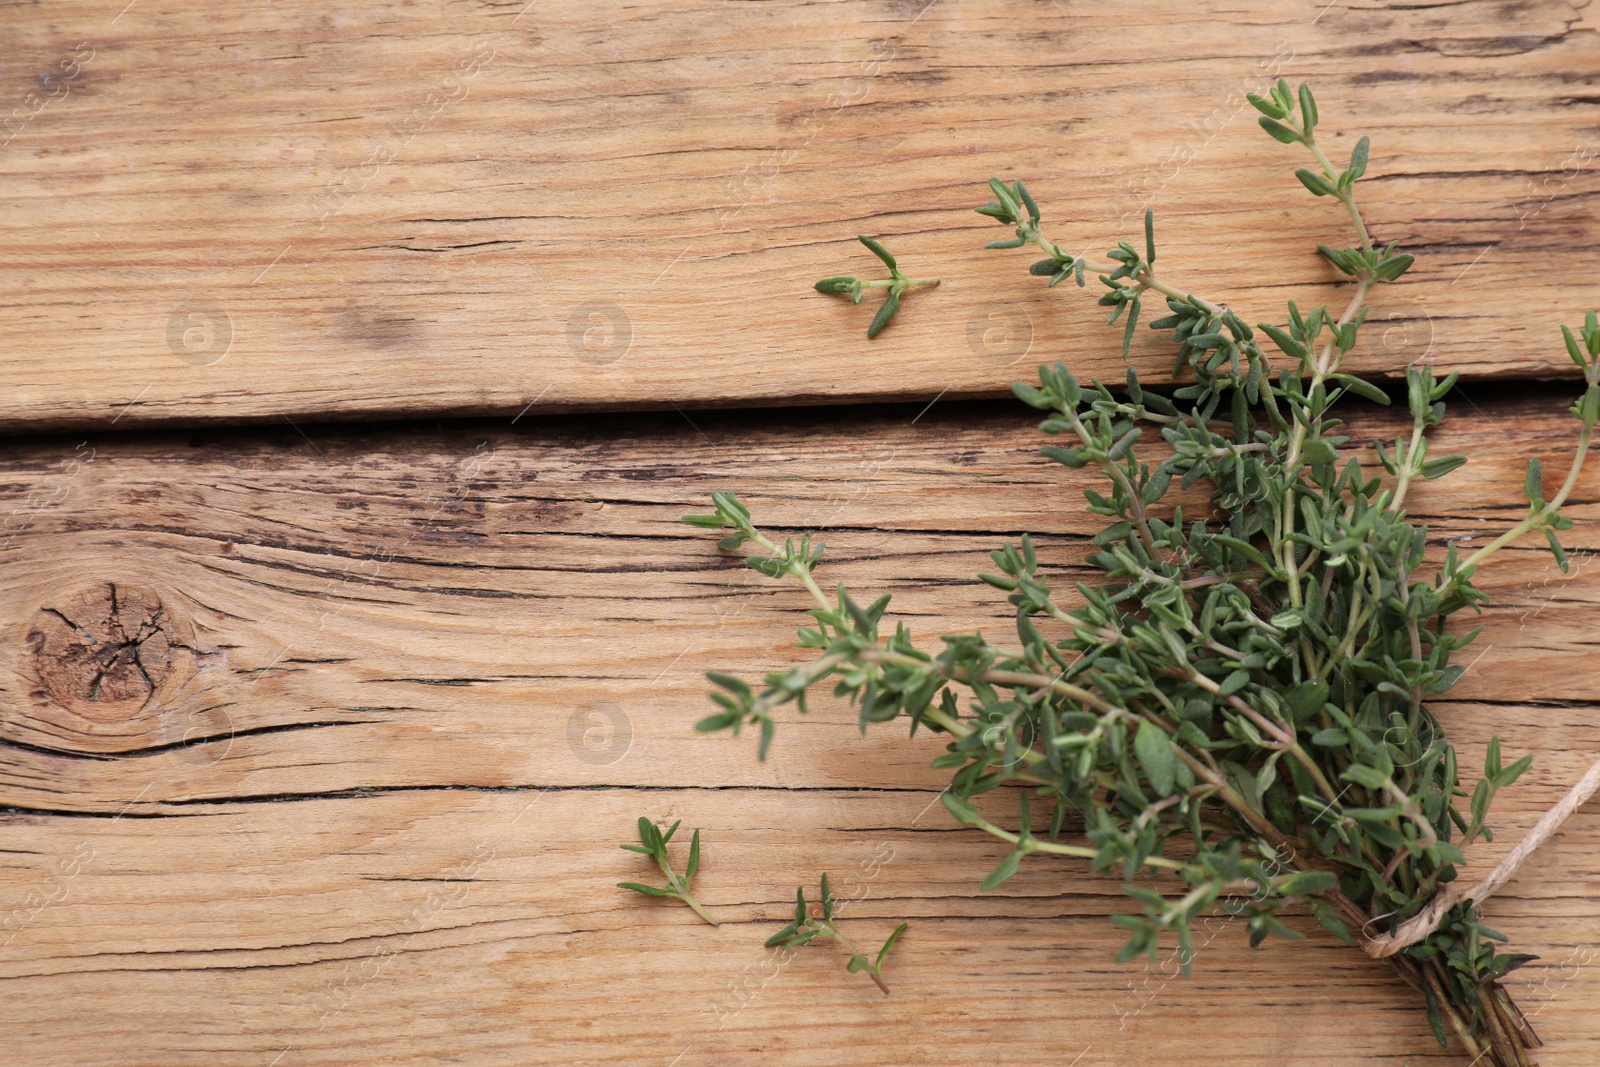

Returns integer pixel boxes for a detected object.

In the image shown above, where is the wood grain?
[1,390,1598,1064]
[1,0,1597,430]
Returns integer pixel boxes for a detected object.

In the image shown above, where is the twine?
[1363,753,1600,959]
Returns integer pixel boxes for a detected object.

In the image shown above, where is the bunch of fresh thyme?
[683,81,1599,1064]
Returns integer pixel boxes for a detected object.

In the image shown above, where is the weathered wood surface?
[1,0,1597,430]
[1,391,1598,1064]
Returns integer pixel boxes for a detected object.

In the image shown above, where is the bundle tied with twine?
[1364,754,1600,959]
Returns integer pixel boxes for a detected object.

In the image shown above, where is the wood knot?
[29,582,180,723]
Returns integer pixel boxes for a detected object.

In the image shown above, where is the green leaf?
[846,955,871,973]
[1278,870,1337,897]
[1494,953,1539,978]
[1015,179,1041,225]
[1423,974,1449,1049]
[1334,373,1390,405]
[838,585,874,633]
[1297,83,1318,131]
[1041,445,1090,469]
[1285,680,1329,724]
[1564,324,1586,368]
[876,922,908,967]
[1580,384,1600,426]
[1498,754,1533,789]
[618,882,671,896]
[986,177,1022,220]
[1113,918,1155,964]
[1254,323,1305,361]
[1134,719,1177,795]
[1375,252,1414,282]
[821,872,834,919]
[758,715,776,760]
[1310,898,1353,944]
[858,235,897,271]
[867,289,900,339]
[1210,533,1277,574]
[707,672,753,699]
[709,490,748,520]
[1302,439,1339,467]
[1346,136,1369,182]
[1144,208,1156,265]
[1011,382,1051,409]
[686,828,702,880]
[1342,764,1390,791]
[1318,244,1358,277]
[980,849,1023,890]
[1525,456,1544,502]
[941,792,981,825]
[1246,92,1284,119]
[1420,455,1467,480]
[683,513,729,528]
[815,276,857,294]
[1258,117,1301,145]
[1545,528,1570,572]
[1121,294,1141,361]
[1295,168,1335,197]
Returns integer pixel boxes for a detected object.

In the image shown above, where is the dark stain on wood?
[332,304,428,352]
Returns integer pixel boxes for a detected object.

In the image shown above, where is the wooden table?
[2,2,1597,1064]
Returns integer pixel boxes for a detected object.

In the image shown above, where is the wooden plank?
[1,391,1599,1062]
[1,0,1597,430]
[4,787,1595,1067]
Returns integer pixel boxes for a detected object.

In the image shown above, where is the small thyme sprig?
[687,81,1598,1066]
[617,817,719,926]
[814,235,940,338]
[1451,311,1600,578]
[764,873,908,994]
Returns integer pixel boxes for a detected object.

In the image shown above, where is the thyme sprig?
[764,874,908,994]
[814,235,940,337]
[617,817,719,926]
[686,82,1599,1065]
